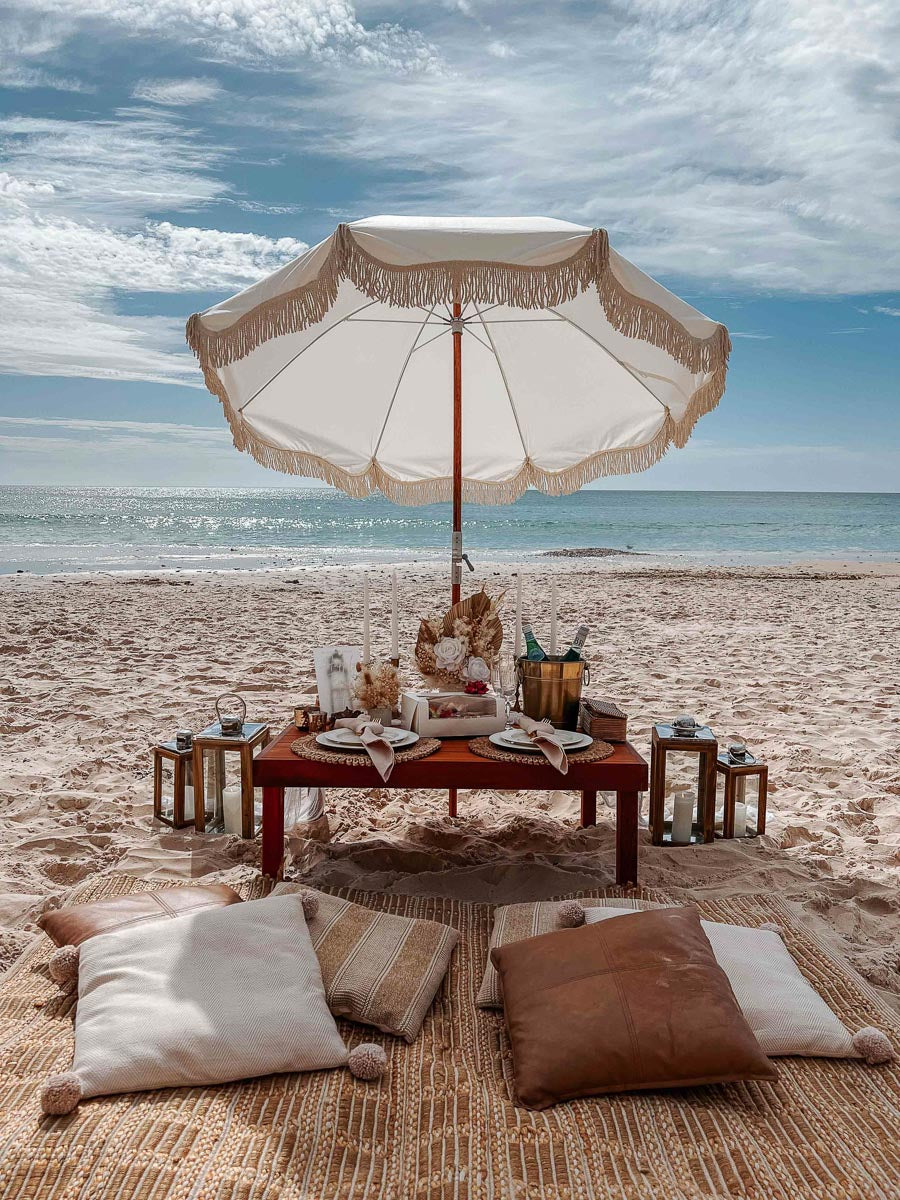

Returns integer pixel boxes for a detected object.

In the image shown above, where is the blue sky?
[1,0,898,491]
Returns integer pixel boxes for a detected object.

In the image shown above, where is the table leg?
[616,790,639,887]
[262,786,285,879]
[448,787,457,818]
[581,790,597,827]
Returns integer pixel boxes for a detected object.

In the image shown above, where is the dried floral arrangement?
[353,658,400,713]
[415,589,504,687]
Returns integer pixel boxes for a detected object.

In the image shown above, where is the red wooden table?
[254,725,648,886]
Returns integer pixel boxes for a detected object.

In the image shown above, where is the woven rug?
[1,875,898,1200]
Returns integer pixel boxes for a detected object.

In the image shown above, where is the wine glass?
[492,652,519,729]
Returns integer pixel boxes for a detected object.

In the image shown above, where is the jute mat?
[1,874,898,1200]
[290,733,441,767]
[468,735,614,765]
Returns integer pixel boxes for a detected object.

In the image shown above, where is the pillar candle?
[222,785,243,836]
[671,789,694,845]
[390,569,399,659]
[733,774,748,836]
[549,578,558,656]
[514,573,522,657]
[362,574,371,662]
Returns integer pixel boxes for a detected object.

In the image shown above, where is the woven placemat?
[290,733,442,767]
[468,735,614,765]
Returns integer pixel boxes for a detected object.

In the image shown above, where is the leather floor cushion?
[38,883,242,947]
[491,906,777,1110]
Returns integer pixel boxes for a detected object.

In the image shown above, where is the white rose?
[434,636,467,674]
[466,656,491,683]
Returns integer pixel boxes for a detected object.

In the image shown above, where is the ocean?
[0,487,897,575]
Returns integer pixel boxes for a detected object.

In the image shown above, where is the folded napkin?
[334,715,396,781]
[511,713,568,774]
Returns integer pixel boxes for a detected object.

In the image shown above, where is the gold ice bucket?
[517,657,590,730]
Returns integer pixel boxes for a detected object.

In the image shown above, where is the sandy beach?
[1,563,898,1011]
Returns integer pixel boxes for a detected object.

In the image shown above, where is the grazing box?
[401,691,506,738]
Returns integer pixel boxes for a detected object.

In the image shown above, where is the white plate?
[316,728,419,752]
[490,729,593,753]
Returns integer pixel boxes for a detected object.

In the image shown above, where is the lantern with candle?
[191,695,270,838]
[649,718,718,845]
[152,733,195,828]
[716,741,768,838]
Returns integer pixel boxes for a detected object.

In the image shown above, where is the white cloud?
[730,332,773,340]
[264,0,900,295]
[873,305,900,317]
[0,114,307,383]
[132,78,224,106]
[13,0,439,70]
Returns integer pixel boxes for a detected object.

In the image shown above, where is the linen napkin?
[334,716,396,781]
[511,713,568,774]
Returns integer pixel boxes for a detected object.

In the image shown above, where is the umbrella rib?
[546,307,671,415]
[372,304,438,458]
[474,307,529,461]
[237,299,380,415]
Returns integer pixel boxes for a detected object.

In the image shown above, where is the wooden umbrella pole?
[451,298,463,606]
[449,299,462,819]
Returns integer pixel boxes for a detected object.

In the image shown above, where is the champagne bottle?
[521,617,546,661]
[562,625,589,661]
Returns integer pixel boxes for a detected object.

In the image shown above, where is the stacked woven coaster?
[579,699,627,742]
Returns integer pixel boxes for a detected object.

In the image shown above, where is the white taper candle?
[363,574,371,662]
[390,569,399,658]
[514,573,522,657]
[549,578,558,656]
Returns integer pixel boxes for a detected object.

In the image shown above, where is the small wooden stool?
[649,723,718,845]
[152,741,195,829]
[716,751,768,838]
[192,722,270,837]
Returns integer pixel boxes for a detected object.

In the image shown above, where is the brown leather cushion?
[491,906,777,1110]
[37,884,242,947]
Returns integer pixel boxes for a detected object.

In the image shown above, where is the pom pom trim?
[41,1072,82,1115]
[557,900,586,928]
[348,1043,387,1081]
[758,922,782,935]
[299,890,320,921]
[852,1026,895,1066]
[48,945,80,993]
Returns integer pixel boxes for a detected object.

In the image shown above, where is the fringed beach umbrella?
[187,216,730,598]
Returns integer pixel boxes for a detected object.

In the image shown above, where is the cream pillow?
[585,907,856,1057]
[42,894,357,1113]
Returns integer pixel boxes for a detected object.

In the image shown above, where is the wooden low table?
[254,726,649,886]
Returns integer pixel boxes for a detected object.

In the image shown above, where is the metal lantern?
[192,695,270,838]
[152,735,195,829]
[649,719,719,845]
[716,742,768,838]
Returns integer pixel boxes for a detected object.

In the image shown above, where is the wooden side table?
[649,724,718,845]
[152,741,194,829]
[192,722,270,837]
[716,752,768,838]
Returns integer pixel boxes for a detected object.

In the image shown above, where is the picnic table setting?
[150,569,775,891]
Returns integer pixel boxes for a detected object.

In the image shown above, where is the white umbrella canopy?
[187,216,730,507]
[188,215,729,601]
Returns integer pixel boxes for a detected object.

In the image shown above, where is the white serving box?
[400,690,506,738]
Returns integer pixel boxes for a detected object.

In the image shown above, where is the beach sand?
[1,564,898,1010]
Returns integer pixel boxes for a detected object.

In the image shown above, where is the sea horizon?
[1,485,897,576]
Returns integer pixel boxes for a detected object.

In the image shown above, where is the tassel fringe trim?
[186,225,730,380]
[199,357,727,507]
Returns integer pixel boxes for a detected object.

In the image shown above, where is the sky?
[0,0,898,492]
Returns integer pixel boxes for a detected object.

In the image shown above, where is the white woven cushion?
[584,907,855,1058]
[71,893,349,1101]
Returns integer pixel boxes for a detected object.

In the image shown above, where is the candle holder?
[649,721,718,845]
[192,714,270,837]
[152,739,195,829]
[716,743,768,838]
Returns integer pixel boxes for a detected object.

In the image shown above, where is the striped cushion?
[476,897,655,1007]
[274,885,458,1042]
